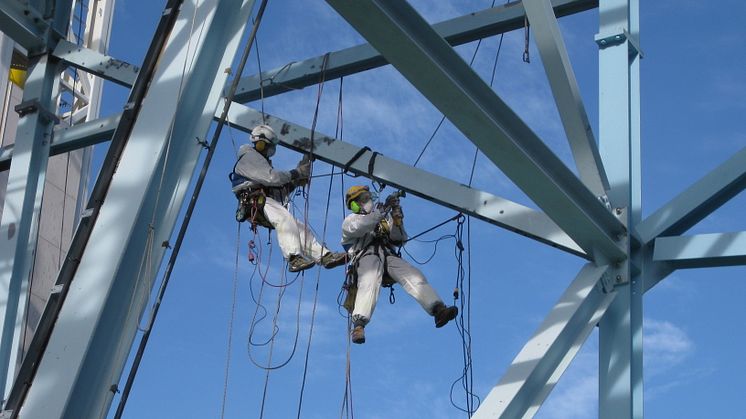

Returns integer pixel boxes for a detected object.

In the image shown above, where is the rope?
[296,61,342,419]
[522,15,531,63]
[113,1,203,415]
[449,217,480,415]
[340,316,355,419]
[109,1,269,417]
[246,39,333,419]
[253,27,266,122]
[219,223,241,419]
[411,0,496,168]
[334,78,355,419]
[296,166,336,418]
[247,246,305,369]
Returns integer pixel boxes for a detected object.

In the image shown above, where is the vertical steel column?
[597,0,642,417]
[0,52,63,402]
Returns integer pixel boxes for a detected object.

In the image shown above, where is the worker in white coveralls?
[230,125,347,272]
[342,185,458,344]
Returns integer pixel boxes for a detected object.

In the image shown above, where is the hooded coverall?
[341,208,443,326]
[232,144,328,261]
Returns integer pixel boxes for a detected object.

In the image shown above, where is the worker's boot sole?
[434,306,458,328]
[288,256,316,272]
[321,252,347,269]
[351,326,365,344]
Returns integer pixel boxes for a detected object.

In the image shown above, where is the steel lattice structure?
[0,0,742,418]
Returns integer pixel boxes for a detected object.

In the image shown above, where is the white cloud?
[539,317,695,418]
[540,344,598,419]
[644,318,693,376]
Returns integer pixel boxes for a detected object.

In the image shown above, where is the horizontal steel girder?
[0,0,48,50]
[226,105,586,257]
[653,232,746,269]
[0,113,121,171]
[45,0,598,102]
[52,39,139,87]
[233,0,598,103]
[325,0,626,263]
[637,146,746,244]
[473,263,616,418]
[0,100,585,257]
[523,0,609,197]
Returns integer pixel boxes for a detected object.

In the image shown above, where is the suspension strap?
[367,151,385,191]
[342,146,370,175]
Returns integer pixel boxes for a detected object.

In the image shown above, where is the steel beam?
[636,146,746,245]
[6,105,584,259]
[0,113,118,171]
[226,105,587,257]
[597,0,642,417]
[473,264,616,418]
[0,52,63,402]
[0,0,48,51]
[52,39,139,87]
[233,0,598,103]
[523,0,609,197]
[653,232,746,269]
[0,97,588,257]
[324,0,625,263]
[16,0,255,417]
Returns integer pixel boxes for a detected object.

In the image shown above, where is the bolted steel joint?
[14,100,60,124]
[595,32,627,49]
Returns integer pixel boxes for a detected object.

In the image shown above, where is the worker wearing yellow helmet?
[230,125,346,272]
[341,185,458,344]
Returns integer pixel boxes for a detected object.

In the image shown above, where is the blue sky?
[98,1,746,418]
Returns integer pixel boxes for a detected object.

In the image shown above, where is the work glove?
[391,205,404,227]
[384,194,400,210]
[296,158,311,178]
[290,156,312,185]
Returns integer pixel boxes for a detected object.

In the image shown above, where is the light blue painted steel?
[2,101,586,257]
[324,0,626,264]
[636,146,746,245]
[0,0,47,50]
[52,39,139,87]
[0,35,13,110]
[18,1,255,417]
[233,0,599,103]
[523,0,609,197]
[0,52,65,402]
[226,105,586,257]
[0,114,121,171]
[473,264,616,419]
[597,0,642,417]
[653,232,746,269]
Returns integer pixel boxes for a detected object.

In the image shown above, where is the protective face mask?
[362,201,373,214]
[266,145,276,157]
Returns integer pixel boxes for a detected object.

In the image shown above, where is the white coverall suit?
[341,208,443,326]
[232,145,328,261]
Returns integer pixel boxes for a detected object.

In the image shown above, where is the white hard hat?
[250,125,278,145]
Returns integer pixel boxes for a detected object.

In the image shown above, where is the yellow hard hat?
[345,185,369,210]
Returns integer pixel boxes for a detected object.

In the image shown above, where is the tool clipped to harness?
[247,239,257,264]
[234,188,273,232]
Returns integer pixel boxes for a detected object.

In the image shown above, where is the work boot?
[288,255,315,272]
[432,302,458,328]
[351,325,366,344]
[320,251,347,269]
